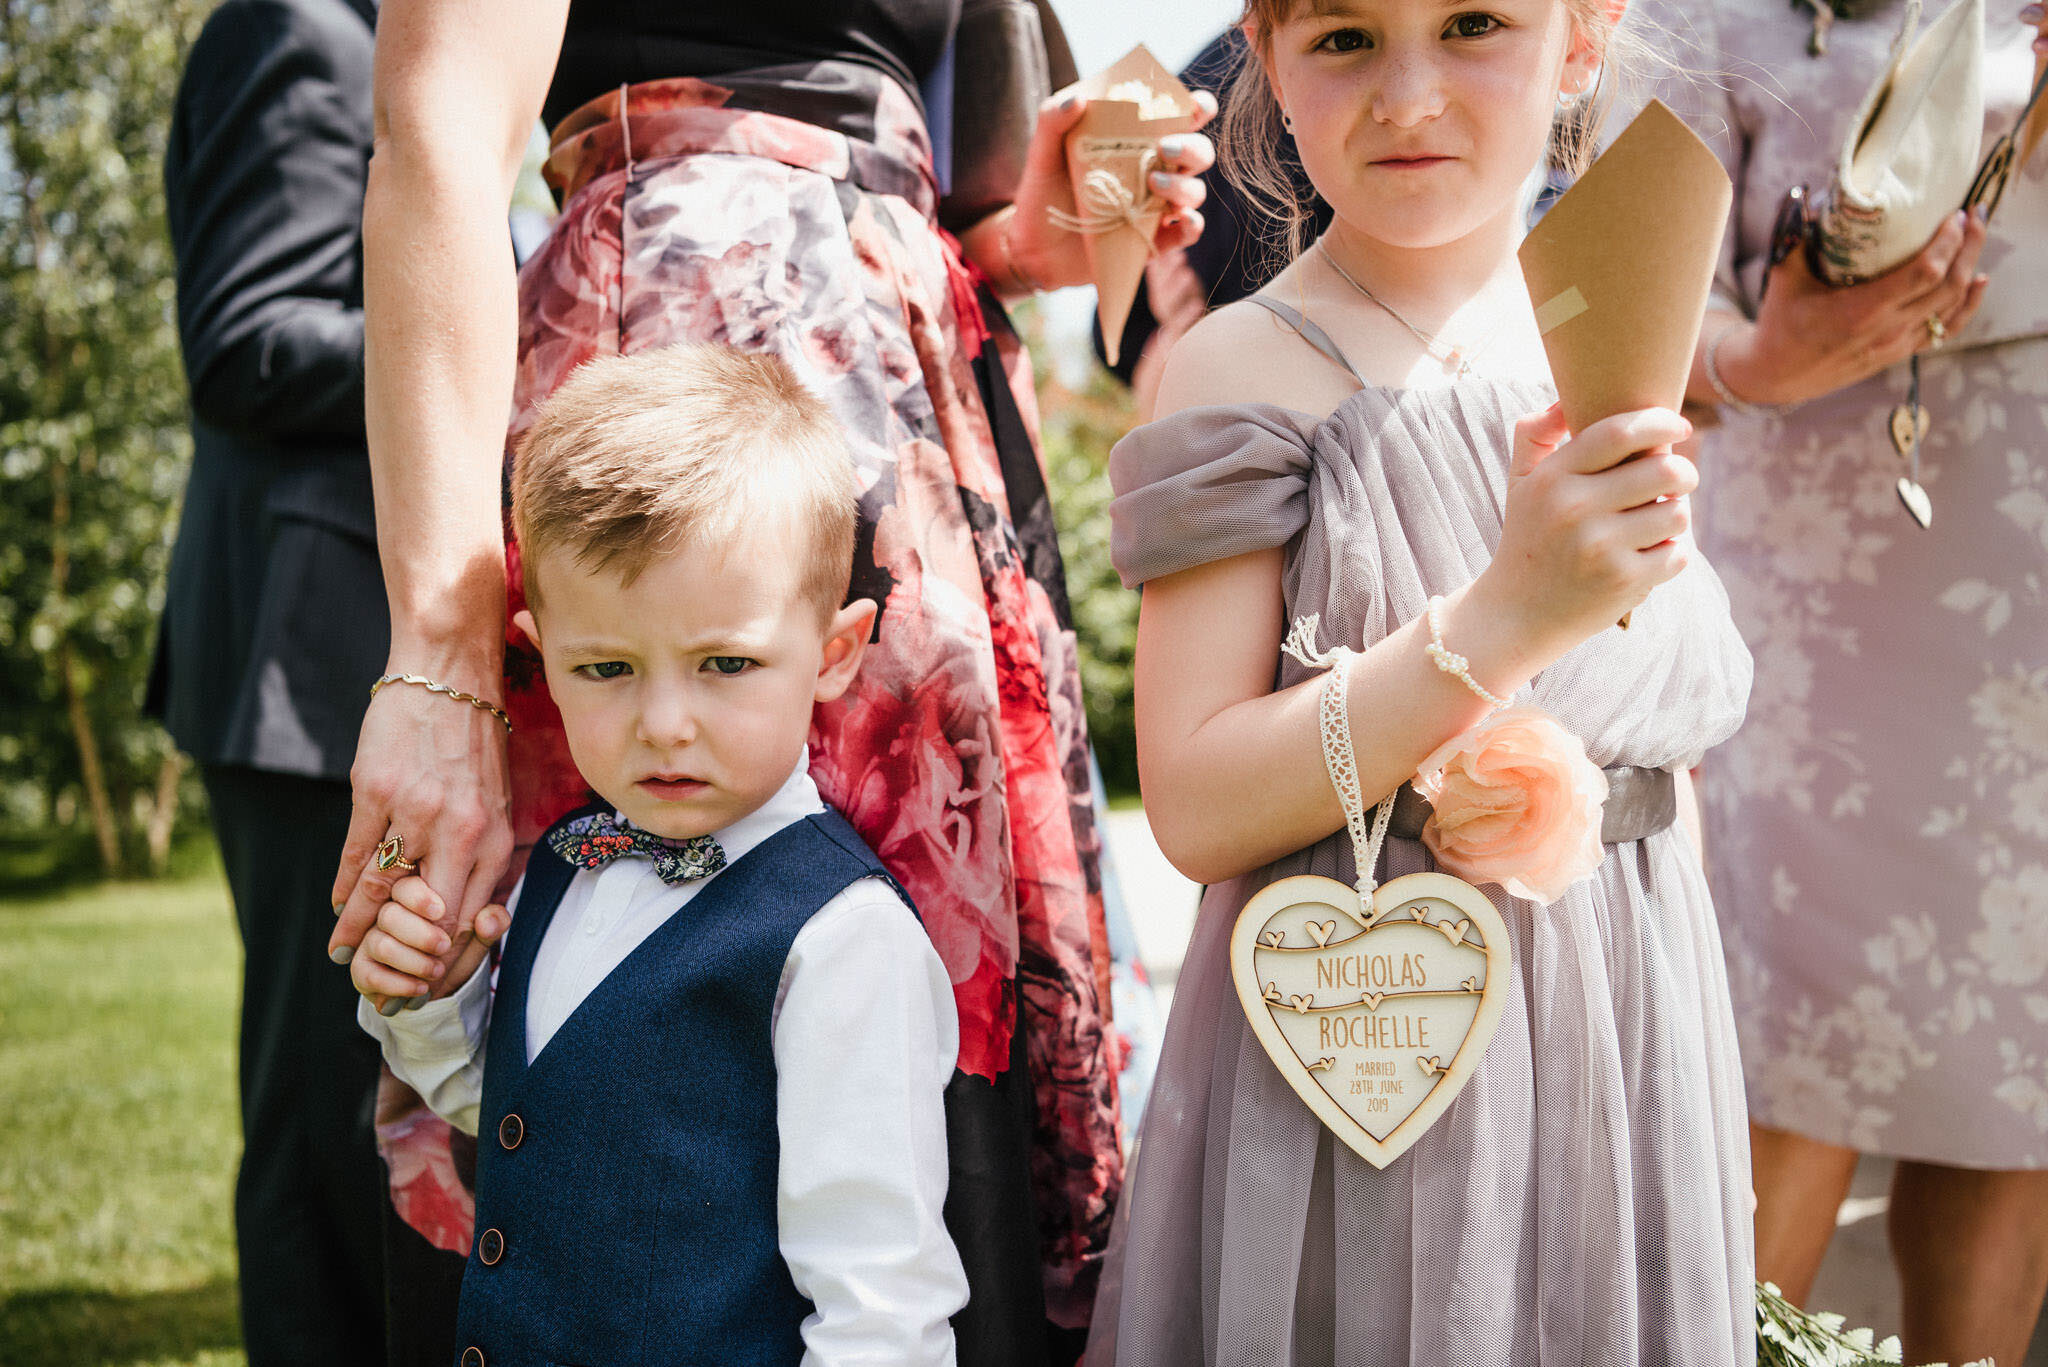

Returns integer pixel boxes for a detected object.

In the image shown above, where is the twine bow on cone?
[1047,151,1159,237]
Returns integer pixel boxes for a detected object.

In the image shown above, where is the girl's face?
[1261,1,1598,253]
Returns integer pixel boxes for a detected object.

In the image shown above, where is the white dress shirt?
[362,756,966,1367]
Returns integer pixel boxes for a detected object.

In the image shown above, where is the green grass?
[0,871,248,1367]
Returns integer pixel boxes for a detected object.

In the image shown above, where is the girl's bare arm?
[1134,314,1696,886]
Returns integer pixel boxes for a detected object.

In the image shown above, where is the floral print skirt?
[378,68,1128,1338]
[1703,337,2048,1169]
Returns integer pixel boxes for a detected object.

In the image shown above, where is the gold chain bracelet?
[370,673,513,733]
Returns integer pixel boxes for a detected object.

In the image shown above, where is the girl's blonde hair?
[1221,0,1653,272]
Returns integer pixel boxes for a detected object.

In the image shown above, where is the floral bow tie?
[545,810,727,886]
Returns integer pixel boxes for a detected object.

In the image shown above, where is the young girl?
[1084,3,1756,1363]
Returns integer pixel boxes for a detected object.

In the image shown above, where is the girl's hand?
[1002,88,1218,292]
[350,873,509,1012]
[1716,209,1988,407]
[1476,403,1698,664]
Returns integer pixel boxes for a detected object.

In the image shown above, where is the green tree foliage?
[0,0,208,879]
[1039,353,1143,798]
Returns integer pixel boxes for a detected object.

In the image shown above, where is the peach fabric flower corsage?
[1412,705,1609,905]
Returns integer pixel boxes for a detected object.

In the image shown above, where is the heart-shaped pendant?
[1888,403,1929,460]
[1897,476,1933,529]
[1231,870,1510,1168]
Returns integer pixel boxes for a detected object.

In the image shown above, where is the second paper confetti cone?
[1052,46,1202,366]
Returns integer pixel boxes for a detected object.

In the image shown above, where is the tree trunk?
[49,458,122,877]
[59,640,122,876]
[145,749,183,874]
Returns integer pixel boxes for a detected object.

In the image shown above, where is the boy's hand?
[350,874,508,1014]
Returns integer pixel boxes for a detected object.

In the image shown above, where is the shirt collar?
[608,750,822,872]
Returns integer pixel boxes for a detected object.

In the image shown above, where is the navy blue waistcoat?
[454,804,901,1367]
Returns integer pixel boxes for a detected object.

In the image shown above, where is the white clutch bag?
[1812,0,1986,283]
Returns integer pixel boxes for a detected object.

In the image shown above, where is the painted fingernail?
[332,901,343,917]
[405,995,429,1011]
[378,996,404,1017]
[1158,134,1191,158]
[1057,92,1081,111]
[2022,4,2042,22]
[1150,170,1174,193]
[329,945,354,966]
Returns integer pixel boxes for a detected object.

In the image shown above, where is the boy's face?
[516,520,873,842]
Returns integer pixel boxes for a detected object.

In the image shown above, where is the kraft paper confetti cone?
[1050,46,1202,366]
[1520,100,1732,628]
[1519,100,1733,436]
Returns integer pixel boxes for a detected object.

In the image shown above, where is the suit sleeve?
[164,0,372,445]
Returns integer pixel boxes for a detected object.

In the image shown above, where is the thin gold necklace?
[1316,237,1478,379]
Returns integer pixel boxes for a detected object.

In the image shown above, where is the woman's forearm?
[958,205,1051,304]
[361,0,566,684]
[1685,308,1751,412]
[362,144,517,680]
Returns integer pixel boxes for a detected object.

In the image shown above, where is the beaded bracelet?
[370,673,513,733]
[1423,597,1510,711]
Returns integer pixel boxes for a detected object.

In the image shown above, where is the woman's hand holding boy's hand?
[1468,403,1696,673]
[350,874,509,1014]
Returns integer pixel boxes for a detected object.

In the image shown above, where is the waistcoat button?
[478,1227,505,1265]
[498,1112,524,1150]
[461,1349,484,1367]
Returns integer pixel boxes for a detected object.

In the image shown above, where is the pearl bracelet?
[1424,596,1510,711]
[1703,320,1764,416]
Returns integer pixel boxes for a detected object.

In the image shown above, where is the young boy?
[353,344,967,1367]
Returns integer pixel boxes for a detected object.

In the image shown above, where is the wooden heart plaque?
[1230,871,1511,1168]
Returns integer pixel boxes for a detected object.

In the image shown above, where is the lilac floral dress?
[1652,0,2048,1166]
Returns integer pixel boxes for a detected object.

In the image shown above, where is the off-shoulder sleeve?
[1108,404,1317,588]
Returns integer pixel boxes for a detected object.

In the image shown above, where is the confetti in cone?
[1050,46,1202,366]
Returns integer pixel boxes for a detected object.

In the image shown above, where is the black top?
[544,0,960,128]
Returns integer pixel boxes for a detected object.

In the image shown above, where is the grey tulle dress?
[1084,372,1759,1367]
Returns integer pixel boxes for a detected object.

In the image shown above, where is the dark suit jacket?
[150,0,388,781]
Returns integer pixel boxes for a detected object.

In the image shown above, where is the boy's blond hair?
[512,345,858,620]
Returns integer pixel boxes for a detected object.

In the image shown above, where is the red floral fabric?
[378,74,1123,1329]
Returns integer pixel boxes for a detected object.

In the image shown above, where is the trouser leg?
[382,1174,468,1367]
[204,765,385,1367]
